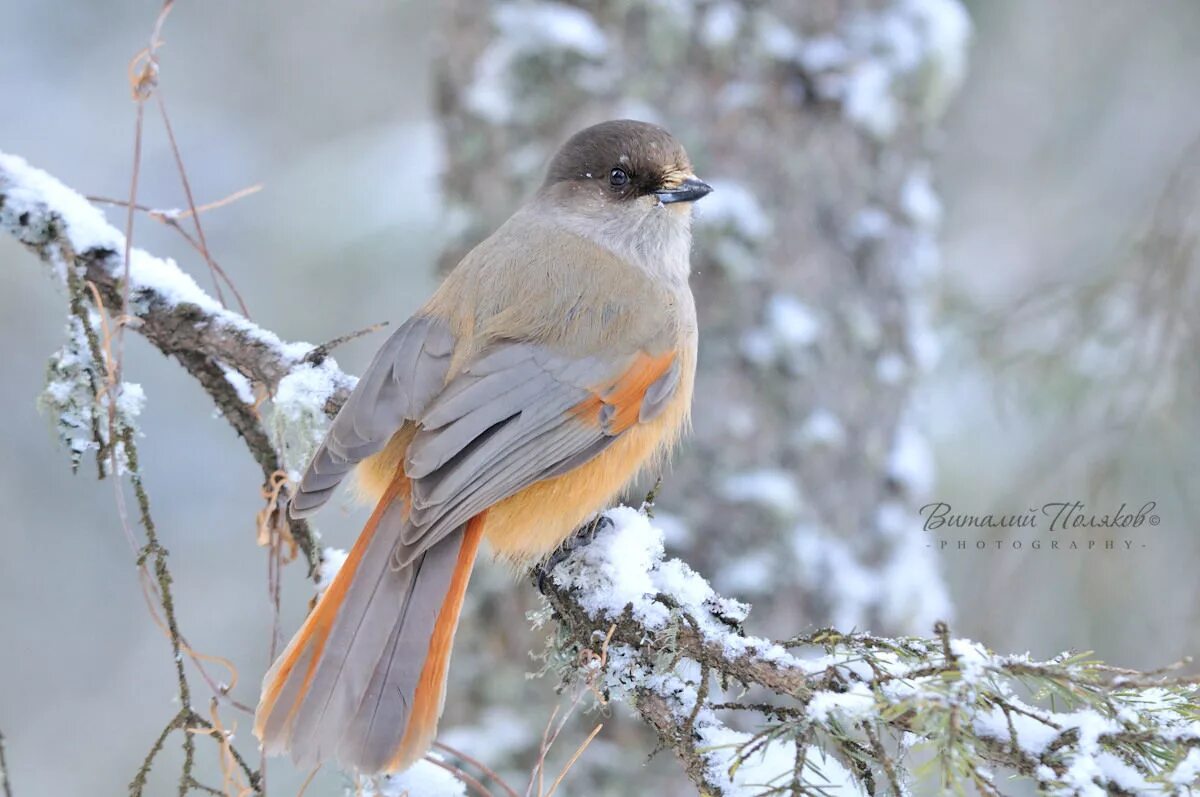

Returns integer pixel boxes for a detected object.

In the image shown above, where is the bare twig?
[155,91,251,317]
[543,723,603,797]
[303,322,390,366]
[117,0,173,388]
[424,756,496,797]
[86,184,263,220]
[434,743,521,797]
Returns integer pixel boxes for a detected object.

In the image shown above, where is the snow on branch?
[3,152,1199,796]
[0,151,354,572]
[539,510,1200,795]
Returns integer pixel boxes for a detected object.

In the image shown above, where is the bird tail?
[254,472,485,774]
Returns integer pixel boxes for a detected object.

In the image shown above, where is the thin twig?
[526,705,558,797]
[186,711,262,793]
[523,640,609,797]
[0,730,13,797]
[130,713,184,796]
[117,0,173,387]
[123,428,199,797]
[303,321,390,366]
[85,186,260,319]
[424,756,496,797]
[544,724,603,797]
[295,766,321,797]
[433,743,521,797]
[155,91,251,317]
[85,184,263,220]
[861,721,901,796]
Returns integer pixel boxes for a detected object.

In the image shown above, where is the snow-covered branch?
[0,152,354,572]
[538,510,1200,796]
[4,153,1199,796]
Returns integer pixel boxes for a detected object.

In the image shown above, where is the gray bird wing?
[290,315,456,516]
[397,340,681,562]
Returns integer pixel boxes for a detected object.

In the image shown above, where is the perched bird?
[254,119,712,774]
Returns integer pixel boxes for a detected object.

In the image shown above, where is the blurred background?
[1,1,1198,794]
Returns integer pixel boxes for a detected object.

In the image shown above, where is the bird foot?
[534,513,613,593]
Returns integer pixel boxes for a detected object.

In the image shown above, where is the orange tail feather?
[255,473,486,775]
[388,511,487,771]
[254,471,409,744]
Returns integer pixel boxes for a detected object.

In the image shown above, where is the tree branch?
[4,153,1199,796]
[0,152,350,574]
[536,512,1200,795]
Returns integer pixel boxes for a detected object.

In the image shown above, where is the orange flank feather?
[388,511,487,771]
[571,349,677,433]
[486,347,691,565]
[254,471,411,740]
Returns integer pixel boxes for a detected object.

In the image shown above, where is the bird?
[254,119,712,775]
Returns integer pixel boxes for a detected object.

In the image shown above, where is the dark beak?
[655,176,713,204]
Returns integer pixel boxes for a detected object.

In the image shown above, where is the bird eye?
[609,168,629,188]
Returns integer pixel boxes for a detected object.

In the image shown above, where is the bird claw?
[534,513,613,593]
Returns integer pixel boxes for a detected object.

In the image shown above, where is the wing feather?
[291,316,454,517]
[292,326,682,567]
[392,341,680,563]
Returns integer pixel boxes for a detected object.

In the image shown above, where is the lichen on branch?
[0,151,352,573]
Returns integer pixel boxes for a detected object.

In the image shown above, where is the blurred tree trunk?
[435,0,967,636]
[433,6,967,789]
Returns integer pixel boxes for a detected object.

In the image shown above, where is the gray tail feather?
[255,495,466,773]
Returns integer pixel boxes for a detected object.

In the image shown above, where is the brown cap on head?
[543,119,712,204]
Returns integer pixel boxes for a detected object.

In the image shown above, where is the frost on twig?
[538,508,1200,796]
[4,153,1200,796]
